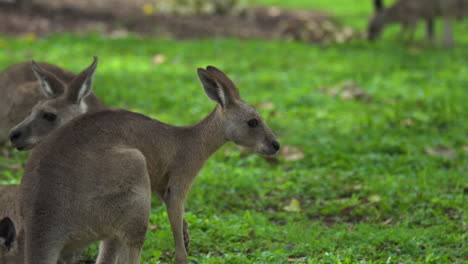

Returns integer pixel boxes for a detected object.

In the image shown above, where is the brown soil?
[0,1,360,43]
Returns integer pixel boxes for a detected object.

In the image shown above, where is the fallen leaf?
[10,164,23,170]
[340,81,372,101]
[152,54,166,65]
[425,145,456,159]
[353,184,362,190]
[317,81,371,101]
[283,198,301,212]
[256,101,275,110]
[281,146,305,161]
[401,118,414,127]
[369,194,381,203]
[148,225,160,231]
[383,217,393,225]
[288,259,306,263]
[22,32,36,42]
[142,4,155,15]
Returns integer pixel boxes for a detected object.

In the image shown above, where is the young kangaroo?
[20,66,280,264]
[5,57,105,150]
[0,186,82,264]
[368,0,468,46]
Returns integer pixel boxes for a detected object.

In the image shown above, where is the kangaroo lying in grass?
[368,0,468,46]
[20,66,280,264]
[1,57,104,150]
[0,186,83,264]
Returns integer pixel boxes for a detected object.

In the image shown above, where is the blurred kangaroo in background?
[372,0,435,41]
[0,186,82,264]
[0,57,104,150]
[368,0,468,46]
[20,66,280,264]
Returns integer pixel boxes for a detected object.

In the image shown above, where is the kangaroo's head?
[9,57,98,150]
[0,217,16,252]
[197,66,280,156]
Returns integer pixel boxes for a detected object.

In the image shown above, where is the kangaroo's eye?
[42,112,57,122]
[247,118,259,128]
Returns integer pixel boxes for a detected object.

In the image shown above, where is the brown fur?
[0,62,72,143]
[5,57,105,150]
[368,0,468,46]
[0,186,83,264]
[20,66,280,264]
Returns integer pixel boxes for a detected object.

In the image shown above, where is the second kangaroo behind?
[21,66,280,264]
[7,57,105,150]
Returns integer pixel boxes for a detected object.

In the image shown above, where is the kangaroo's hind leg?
[103,147,152,264]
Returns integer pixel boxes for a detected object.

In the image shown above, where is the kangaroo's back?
[23,109,175,211]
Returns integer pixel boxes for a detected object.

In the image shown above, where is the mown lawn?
[0,1,467,263]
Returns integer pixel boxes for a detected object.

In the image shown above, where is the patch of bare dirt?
[0,0,362,43]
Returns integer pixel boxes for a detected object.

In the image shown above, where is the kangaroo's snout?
[272,140,280,152]
[9,130,21,143]
[9,127,33,151]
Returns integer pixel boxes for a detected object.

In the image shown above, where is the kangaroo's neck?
[184,106,227,163]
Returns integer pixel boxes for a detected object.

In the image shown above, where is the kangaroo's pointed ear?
[0,217,16,252]
[206,66,240,99]
[198,68,229,108]
[31,61,65,98]
[198,66,240,108]
[67,56,98,104]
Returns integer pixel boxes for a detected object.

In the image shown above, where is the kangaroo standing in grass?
[20,66,280,264]
[372,0,435,41]
[2,57,104,150]
[0,186,83,264]
[368,0,468,46]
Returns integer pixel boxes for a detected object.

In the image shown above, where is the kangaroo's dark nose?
[272,140,280,152]
[9,131,21,143]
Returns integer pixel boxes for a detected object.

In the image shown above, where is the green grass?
[0,1,467,263]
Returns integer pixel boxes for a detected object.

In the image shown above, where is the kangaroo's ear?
[206,66,240,99]
[198,68,229,108]
[0,217,16,252]
[198,66,240,108]
[67,56,98,104]
[31,61,65,98]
